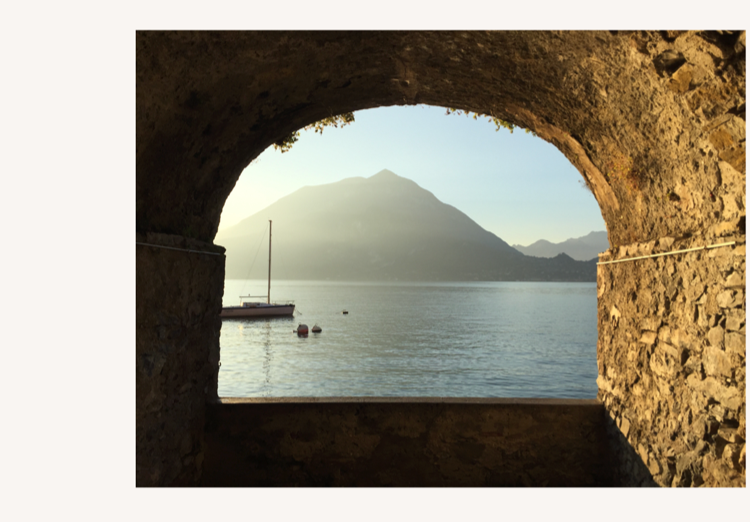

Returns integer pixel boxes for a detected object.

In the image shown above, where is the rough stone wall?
[136,233,224,486]
[136,31,746,486]
[597,231,746,487]
[201,398,614,487]
[136,31,745,249]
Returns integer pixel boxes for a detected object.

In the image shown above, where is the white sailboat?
[220,220,295,318]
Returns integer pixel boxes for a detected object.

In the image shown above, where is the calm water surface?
[219,280,598,398]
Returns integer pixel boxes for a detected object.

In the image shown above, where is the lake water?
[218,280,599,399]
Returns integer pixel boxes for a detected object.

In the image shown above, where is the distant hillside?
[216,169,596,282]
[512,231,609,261]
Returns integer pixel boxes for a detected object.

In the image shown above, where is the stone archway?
[136,31,745,486]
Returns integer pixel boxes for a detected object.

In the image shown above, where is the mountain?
[216,169,596,282]
[512,231,609,261]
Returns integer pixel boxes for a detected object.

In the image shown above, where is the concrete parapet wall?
[136,233,225,486]
[597,231,746,487]
[201,398,615,487]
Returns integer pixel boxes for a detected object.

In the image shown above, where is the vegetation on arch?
[445,107,539,137]
[272,106,534,153]
[273,112,356,153]
[445,107,514,133]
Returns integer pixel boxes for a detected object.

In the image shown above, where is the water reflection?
[218,282,598,399]
[262,320,272,396]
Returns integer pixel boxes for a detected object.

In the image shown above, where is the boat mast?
[267,219,272,304]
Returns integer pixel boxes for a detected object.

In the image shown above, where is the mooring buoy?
[295,323,309,335]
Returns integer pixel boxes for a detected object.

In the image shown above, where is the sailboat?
[220,220,295,318]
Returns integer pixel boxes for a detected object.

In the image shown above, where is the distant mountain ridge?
[512,231,609,261]
[216,169,596,282]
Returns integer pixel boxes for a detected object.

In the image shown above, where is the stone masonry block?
[725,332,745,356]
[708,326,725,347]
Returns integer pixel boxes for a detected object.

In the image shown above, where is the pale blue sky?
[219,104,606,246]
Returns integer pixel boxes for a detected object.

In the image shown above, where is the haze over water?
[219,280,598,398]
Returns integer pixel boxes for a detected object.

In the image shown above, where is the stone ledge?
[215,396,602,406]
[202,398,614,486]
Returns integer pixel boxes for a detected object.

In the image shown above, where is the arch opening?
[214,104,607,400]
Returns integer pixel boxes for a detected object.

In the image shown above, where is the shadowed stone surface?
[136,233,224,486]
[201,398,615,487]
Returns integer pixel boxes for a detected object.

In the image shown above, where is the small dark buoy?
[312,324,322,333]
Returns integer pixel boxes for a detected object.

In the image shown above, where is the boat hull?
[220,304,295,318]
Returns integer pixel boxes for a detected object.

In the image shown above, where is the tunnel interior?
[136,31,745,486]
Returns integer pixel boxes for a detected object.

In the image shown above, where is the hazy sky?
[219,104,606,247]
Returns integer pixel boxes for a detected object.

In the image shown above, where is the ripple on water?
[218,281,598,399]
